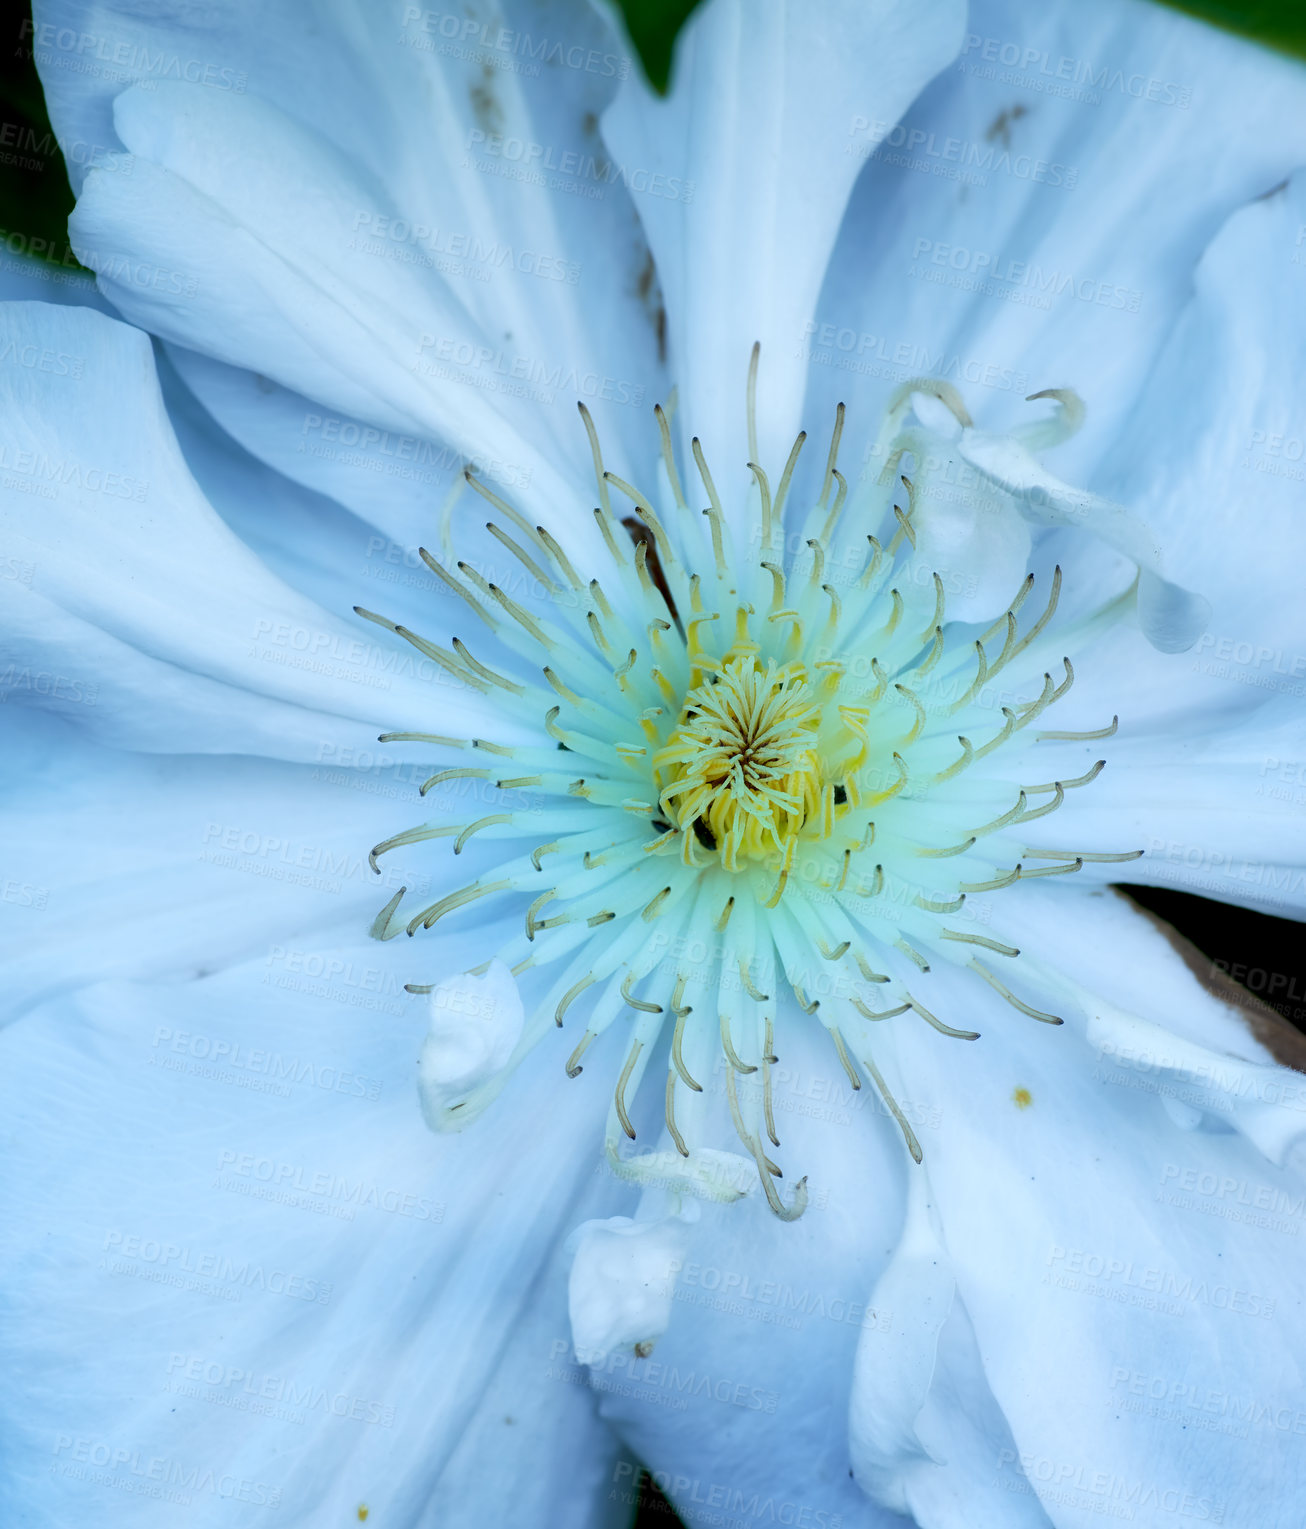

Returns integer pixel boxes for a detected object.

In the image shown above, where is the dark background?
[5,3,1303,1525]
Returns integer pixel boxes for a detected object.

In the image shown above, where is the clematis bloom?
[3,0,1306,1526]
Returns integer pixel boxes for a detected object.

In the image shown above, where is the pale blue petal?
[852,1169,1054,1526]
[0,948,631,1525]
[1098,171,1306,656]
[601,0,965,518]
[36,0,666,547]
[0,300,512,756]
[586,1012,913,1528]
[877,899,1306,1528]
[0,708,445,1029]
[809,0,1306,484]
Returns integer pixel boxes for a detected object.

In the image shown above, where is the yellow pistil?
[652,655,829,865]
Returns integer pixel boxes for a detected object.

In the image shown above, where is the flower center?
[364,359,1148,1219]
[653,657,833,866]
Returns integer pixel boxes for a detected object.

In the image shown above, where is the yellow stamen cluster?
[652,657,825,867]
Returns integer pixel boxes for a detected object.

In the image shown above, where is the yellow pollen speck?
[357,1508,369,1522]
[1012,1087,1033,1109]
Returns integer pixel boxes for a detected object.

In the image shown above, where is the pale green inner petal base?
[366,364,1150,1215]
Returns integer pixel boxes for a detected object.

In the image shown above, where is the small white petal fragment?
[417,960,524,1132]
[568,1216,689,1366]
[958,428,1210,652]
[605,1142,756,1203]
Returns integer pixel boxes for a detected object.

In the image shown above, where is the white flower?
[3,0,1306,1526]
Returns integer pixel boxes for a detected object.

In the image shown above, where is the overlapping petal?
[0,946,635,1526]
[581,1012,912,1528]
[35,0,666,546]
[809,0,1306,481]
[0,300,519,757]
[602,0,966,514]
[856,894,1306,1527]
[6,0,1306,1525]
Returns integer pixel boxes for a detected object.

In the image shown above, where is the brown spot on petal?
[1114,889,1306,1073]
[985,103,1028,148]
[471,64,502,134]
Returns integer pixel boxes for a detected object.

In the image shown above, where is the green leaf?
[1159,0,1306,58]
[0,9,83,269]
[610,0,702,93]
